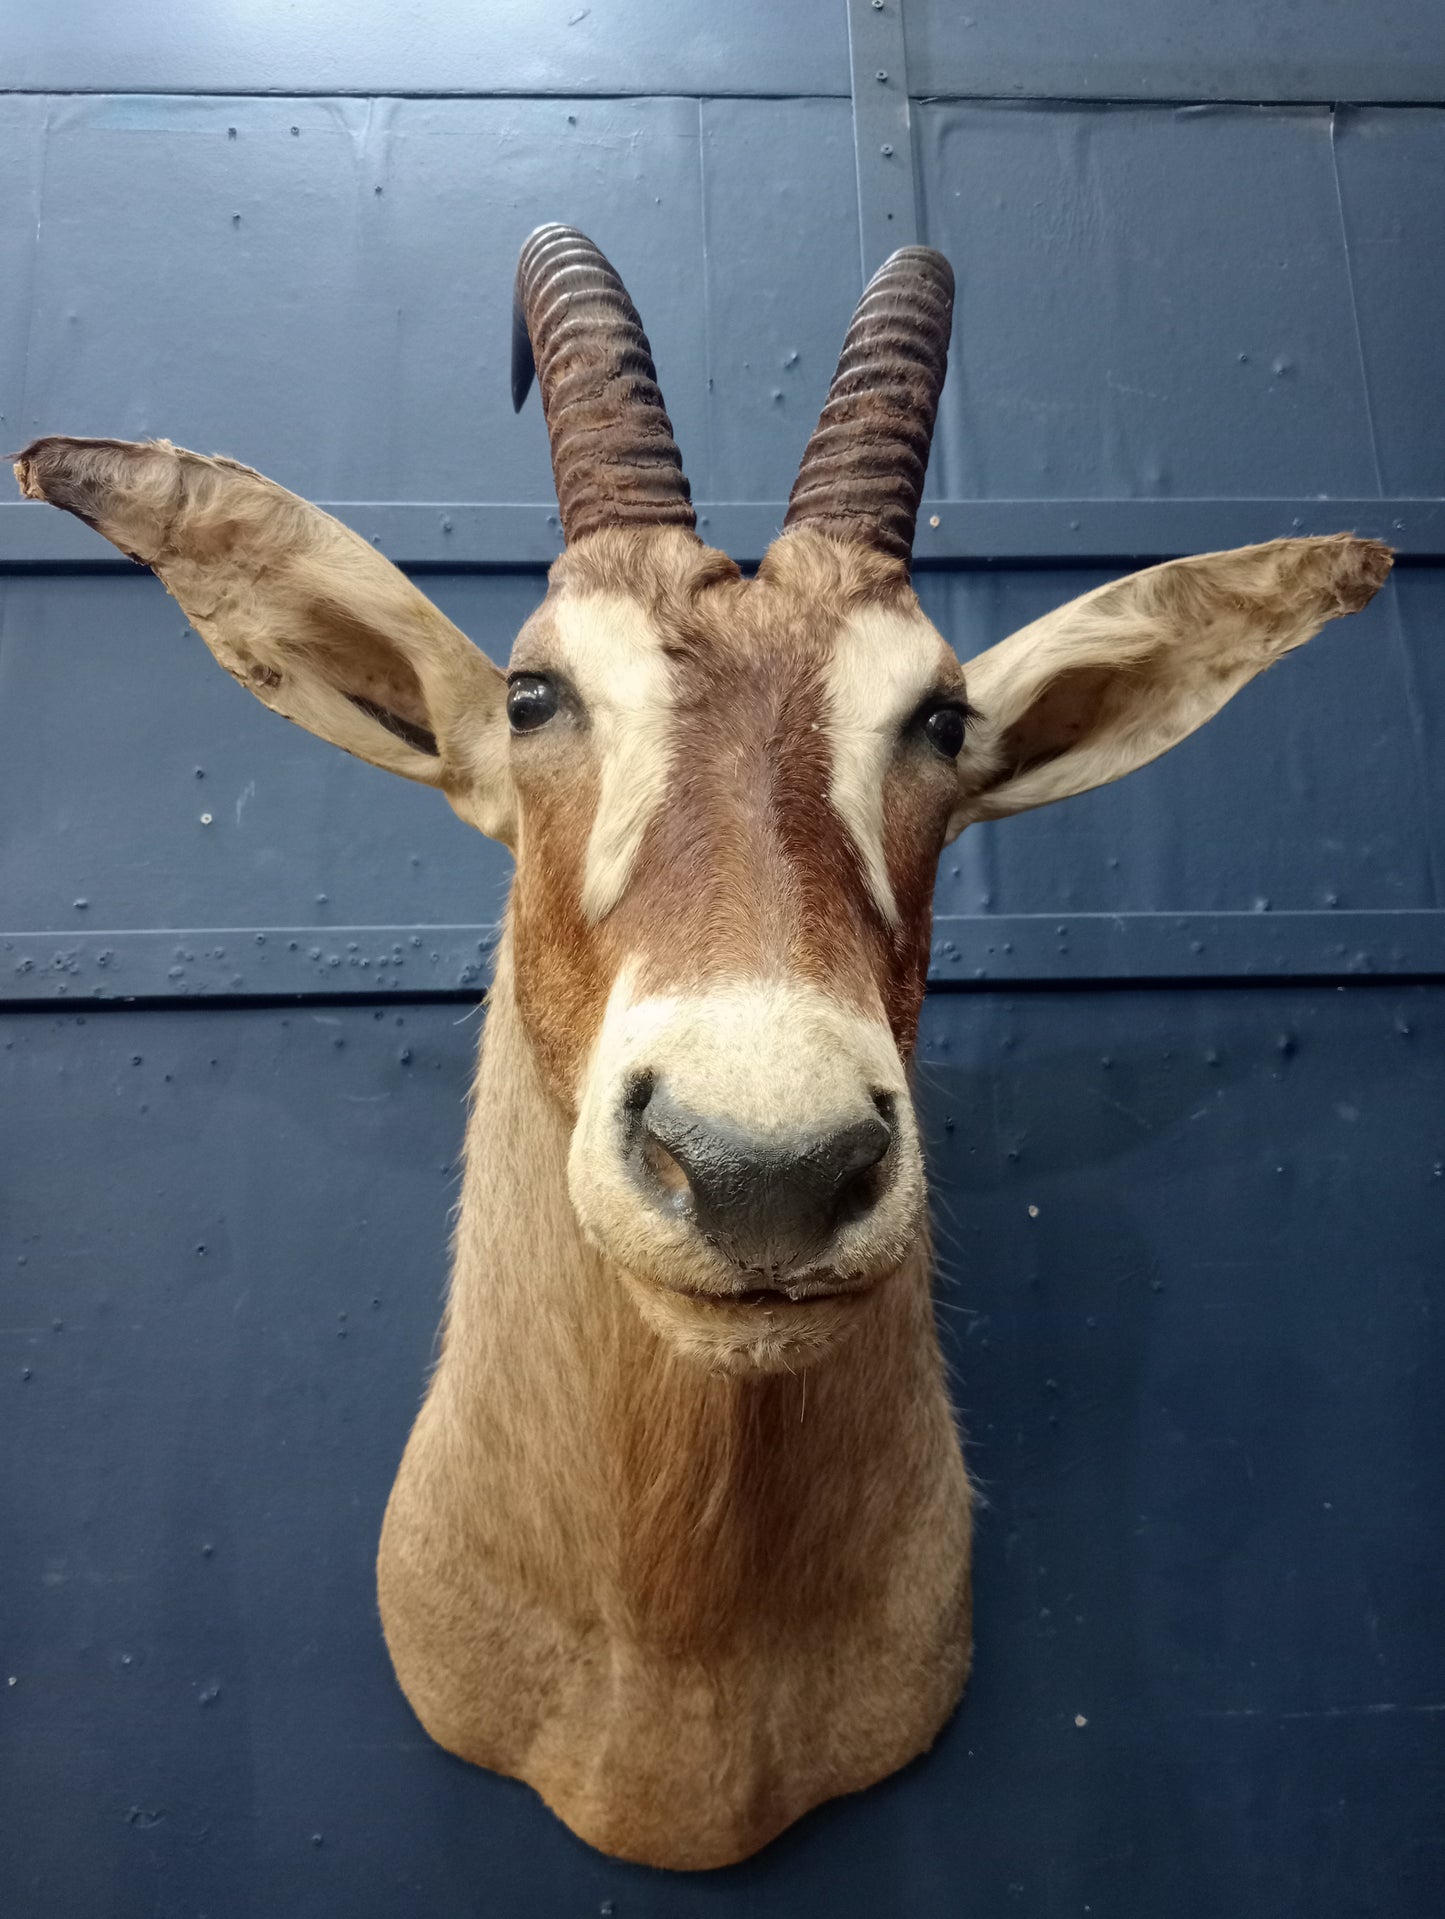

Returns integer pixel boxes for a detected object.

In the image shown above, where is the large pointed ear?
[14,436,514,842]
[950,535,1391,835]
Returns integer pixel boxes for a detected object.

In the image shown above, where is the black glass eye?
[923,702,968,760]
[507,674,559,733]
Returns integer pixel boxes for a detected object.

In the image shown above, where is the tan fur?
[379,939,972,1868]
[14,438,1391,1870]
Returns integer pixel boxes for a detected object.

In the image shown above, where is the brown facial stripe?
[613,639,886,1016]
[608,572,952,1048]
[878,753,946,1049]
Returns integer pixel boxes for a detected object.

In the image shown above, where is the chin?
[619,1272,874,1374]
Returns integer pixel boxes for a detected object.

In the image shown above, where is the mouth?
[664,1280,858,1311]
[619,1266,877,1376]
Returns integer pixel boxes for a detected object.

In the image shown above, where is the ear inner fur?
[953,534,1392,829]
[13,433,516,837]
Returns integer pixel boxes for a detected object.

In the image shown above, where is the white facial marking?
[582,968,909,1138]
[823,604,950,926]
[567,967,925,1313]
[553,593,674,922]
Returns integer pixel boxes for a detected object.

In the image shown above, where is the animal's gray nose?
[634,1085,895,1272]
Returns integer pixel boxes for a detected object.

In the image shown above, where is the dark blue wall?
[2,4,1442,1913]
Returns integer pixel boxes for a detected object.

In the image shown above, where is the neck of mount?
[432,936,943,1652]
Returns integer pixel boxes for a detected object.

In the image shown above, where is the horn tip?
[874,244,954,296]
[511,292,537,414]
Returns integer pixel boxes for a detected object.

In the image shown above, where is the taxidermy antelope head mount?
[15,226,1389,1869]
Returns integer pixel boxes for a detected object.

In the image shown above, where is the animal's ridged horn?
[783,247,954,566]
[511,224,696,545]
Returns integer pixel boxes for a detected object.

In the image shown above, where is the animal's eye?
[507,673,559,733]
[922,702,968,760]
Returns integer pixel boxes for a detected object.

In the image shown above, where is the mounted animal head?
[14,225,1389,1374]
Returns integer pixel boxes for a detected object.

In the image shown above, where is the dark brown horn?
[511,224,695,545]
[783,247,954,566]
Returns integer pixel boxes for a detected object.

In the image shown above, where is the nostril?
[623,1069,655,1115]
[836,1111,892,1177]
[831,1111,893,1231]
[634,1084,703,1219]
[835,1170,881,1232]
[640,1130,690,1200]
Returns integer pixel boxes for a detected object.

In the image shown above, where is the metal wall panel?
[1,0,851,100]
[9,97,1440,511]
[916,102,1445,503]
[3,987,1441,1915]
[0,570,523,937]
[0,94,718,504]
[7,0,1442,104]
[2,1,1442,1911]
[4,93,1444,589]
[700,98,863,500]
[1332,109,1445,498]
[0,92,873,509]
[904,0,1445,103]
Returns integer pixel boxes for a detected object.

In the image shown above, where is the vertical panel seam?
[2,98,52,720]
[15,96,53,450]
[696,96,716,502]
[1329,108,1443,907]
[846,0,918,280]
[1327,107,1385,499]
[1385,590,1445,907]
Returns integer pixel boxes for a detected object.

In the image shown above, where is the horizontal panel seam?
[5,499,1443,569]
[5,977,1444,1016]
[0,87,852,103]
[3,91,1444,106]
[7,912,1442,935]
[4,912,1443,1008]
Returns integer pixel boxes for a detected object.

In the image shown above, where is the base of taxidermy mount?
[374,1242,974,1872]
